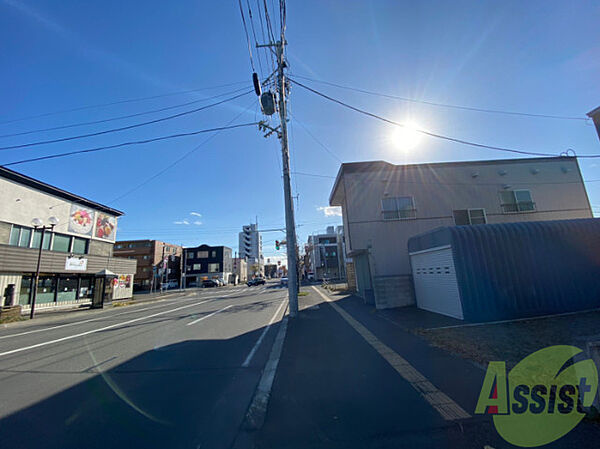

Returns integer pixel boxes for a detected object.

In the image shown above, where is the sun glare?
[391,122,422,150]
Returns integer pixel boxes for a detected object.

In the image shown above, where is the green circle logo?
[475,345,598,447]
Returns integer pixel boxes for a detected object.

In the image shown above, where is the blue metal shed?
[407,218,600,322]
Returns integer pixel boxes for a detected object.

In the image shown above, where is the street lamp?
[30,216,59,319]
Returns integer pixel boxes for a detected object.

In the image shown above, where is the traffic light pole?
[275,40,299,318]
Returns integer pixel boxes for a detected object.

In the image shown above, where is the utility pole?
[275,40,299,318]
[180,244,184,291]
[160,244,166,294]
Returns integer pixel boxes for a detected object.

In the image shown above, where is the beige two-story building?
[329,156,593,309]
[0,166,136,309]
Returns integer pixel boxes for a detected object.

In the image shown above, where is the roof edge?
[0,166,123,216]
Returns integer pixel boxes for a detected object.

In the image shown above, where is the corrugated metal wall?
[448,218,600,321]
[0,244,136,275]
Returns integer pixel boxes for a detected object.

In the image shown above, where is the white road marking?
[0,298,216,358]
[0,296,196,341]
[186,304,233,326]
[312,286,471,421]
[241,308,289,430]
[242,298,287,367]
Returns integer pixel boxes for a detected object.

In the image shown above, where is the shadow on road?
[0,325,274,449]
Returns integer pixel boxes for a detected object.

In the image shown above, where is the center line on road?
[187,304,233,326]
[242,297,288,367]
[0,298,216,358]
[0,296,198,341]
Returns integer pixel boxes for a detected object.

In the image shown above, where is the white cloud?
[173,219,190,225]
[193,221,203,226]
[190,212,202,217]
[317,206,342,217]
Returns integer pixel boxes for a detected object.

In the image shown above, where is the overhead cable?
[0,86,251,139]
[2,122,258,167]
[289,78,600,159]
[0,90,253,151]
[292,74,587,122]
[0,80,248,126]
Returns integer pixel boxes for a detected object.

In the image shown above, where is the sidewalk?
[251,288,600,448]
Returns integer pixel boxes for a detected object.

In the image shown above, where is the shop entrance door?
[91,277,105,309]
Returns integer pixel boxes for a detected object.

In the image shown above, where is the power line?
[237,0,256,72]
[109,99,257,203]
[0,90,253,151]
[289,113,342,163]
[289,78,600,159]
[2,122,258,167]
[291,75,588,122]
[0,80,248,126]
[245,0,265,77]
[0,86,251,140]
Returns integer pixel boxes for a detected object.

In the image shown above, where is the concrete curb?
[231,306,290,449]
[243,311,289,430]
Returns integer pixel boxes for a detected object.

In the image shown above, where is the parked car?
[166,280,179,289]
[307,272,315,281]
[280,277,288,287]
[202,279,219,288]
[216,279,224,286]
[247,278,266,286]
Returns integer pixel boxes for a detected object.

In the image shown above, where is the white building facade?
[238,223,264,277]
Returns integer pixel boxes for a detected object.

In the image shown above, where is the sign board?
[65,257,88,271]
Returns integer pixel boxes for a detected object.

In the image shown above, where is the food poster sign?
[95,213,117,240]
[112,275,131,289]
[68,205,94,236]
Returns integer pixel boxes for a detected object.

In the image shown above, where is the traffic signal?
[275,240,280,250]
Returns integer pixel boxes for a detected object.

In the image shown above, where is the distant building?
[232,257,247,283]
[308,226,342,280]
[329,156,594,309]
[239,223,263,276]
[184,244,233,287]
[264,264,278,278]
[0,166,136,310]
[114,240,182,291]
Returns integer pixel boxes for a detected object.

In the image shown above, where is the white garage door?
[409,245,463,320]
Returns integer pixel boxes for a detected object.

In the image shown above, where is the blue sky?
[1,0,599,260]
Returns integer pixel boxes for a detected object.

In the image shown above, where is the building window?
[72,237,88,254]
[9,226,21,246]
[500,190,535,213]
[208,263,219,273]
[188,252,195,259]
[453,209,487,225]
[211,251,217,258]
[19,227,32,247]
[115,244,123,249]
[381,196,416,220]
[193,263,202,271]
[52,234,71,253]
[143,255,149,260]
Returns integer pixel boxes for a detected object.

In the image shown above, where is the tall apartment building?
[329,156,593,309]
[238,223,263,276]
[114,240,182,290]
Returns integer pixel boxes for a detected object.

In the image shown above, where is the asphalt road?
[0,283,287,449]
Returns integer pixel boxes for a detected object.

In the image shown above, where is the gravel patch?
[416,310,600,369]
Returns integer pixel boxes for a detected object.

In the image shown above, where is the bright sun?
[391,122,422,150]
